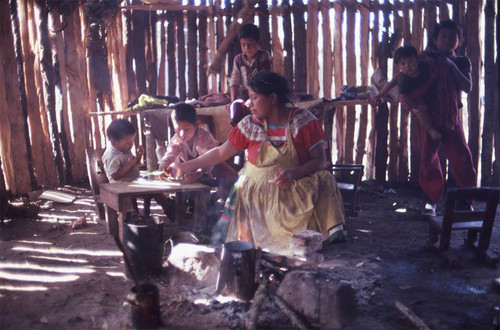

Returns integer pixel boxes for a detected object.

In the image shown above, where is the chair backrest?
[85,147,108,198]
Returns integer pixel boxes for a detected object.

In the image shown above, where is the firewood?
[394,300,430,330]
[270,292,308,330]
[246,277,268,330]
[261,251,320,271]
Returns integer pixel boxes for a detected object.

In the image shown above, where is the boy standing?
[228,23,272,126]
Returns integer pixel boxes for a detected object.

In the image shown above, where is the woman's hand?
[368,95,383,107]
[274,170,293,189]
[165,162,184,179]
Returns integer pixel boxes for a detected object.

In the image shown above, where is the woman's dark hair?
[247,71,292,105]
[432,19,463,42]
[106,119,136,141]
[394,45,418,64]
[172,103,197,125]
[238,23,260,42]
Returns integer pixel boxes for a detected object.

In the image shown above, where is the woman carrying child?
[167,71,345,254]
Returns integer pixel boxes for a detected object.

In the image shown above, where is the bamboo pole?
[292,0,306,93]
[187,0,199,99]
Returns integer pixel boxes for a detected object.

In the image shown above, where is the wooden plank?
[216,0,227,91]
[344,1,356,164]
[157,19,166,96]
[282,0,293,85]
[271,0,284,75]
[306,0,319,98]
[320,0,332,99]
[133,11,147,95]
[292,0,307,93]
[397,1,409,182]
[187,0,199,99]
[146,13,157,95]
[355,0,370,166]
[198,8,209,96]
[176,11,187,100]
[166,11,176,97]
[124,11,137,102]
[208,2,217,93]
[258,0,271,54]
[333,3,344,163]
[465,0,482,172]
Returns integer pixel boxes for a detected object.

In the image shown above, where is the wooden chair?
[331,164,364,217]
[427,187,500,266]
[85,147,109,221]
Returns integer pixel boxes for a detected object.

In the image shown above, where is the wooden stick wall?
[0,0,498,195]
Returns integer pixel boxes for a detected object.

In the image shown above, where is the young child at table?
[167,71,345,255]
[158,103,237,200]
[102,119,172,217]
[228,23,272,126]
[370,45,442,140]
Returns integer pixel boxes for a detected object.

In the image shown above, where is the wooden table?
[99,180,212,239]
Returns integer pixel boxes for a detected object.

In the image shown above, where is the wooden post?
[481,0,496,185]
[282,0,293,85]
[167,11,176,97]
[333,2,344,164]
[320,0,332,99]
[258,0,271,53]
[176,11,187,100]
[132,11,147,95]
[396,1,408,182]
[292,0,306,93]
[208,2,217,93]
[146,12,157,96]
[271,0,284,75]
[356,0,370,166]
[465,0,482,172]
[124,11,137,101]
[198,9,209,96]
[306,0,319,98]
[0,0,32,193]
[157,18,166,96]
[187,0,199,99]
[344,1,356,164]
[216,0,226,91]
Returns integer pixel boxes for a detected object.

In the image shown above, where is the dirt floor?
[1,181,499,329]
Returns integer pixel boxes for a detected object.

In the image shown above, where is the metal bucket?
[127,283,161,329]
[123,211,164,280]
[215,241,257,301]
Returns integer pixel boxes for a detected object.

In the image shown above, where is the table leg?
[193,190,210,232]
[105,206,119,236]
[175,192,187,223]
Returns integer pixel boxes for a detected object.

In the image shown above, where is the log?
[258,0,271,54]
[271,0,284,75]
[394,300,430,330]
[282,0,293,85]
[246,277,268,330]
[187,0,198,99]
[146,13,157,95]
[198,8,208,96]
[215,0,227,90]
[166,11,176,97]
[176,11,186,100]
[0,0,32,194]
[124,10,137,101]
[333,3,344,163]
[345,2,356,164]
[465,0,482,172]
[132,10,147,95]
[208,2,217,93]
[292,0,306,93]
[320,0,332,99]
[306,0,319,98]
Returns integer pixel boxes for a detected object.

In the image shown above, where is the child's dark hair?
[432,19,463,42]
[172,103,197,125]
[107,119,136,141]
[248,71,292,105]
[394,45,419,64]
[238,23,260,42]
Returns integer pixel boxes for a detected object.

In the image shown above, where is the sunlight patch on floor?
[0,285,49,292]
[0,261,95,274]
[27,255,89,264]
[12,245,122,257]
[0,270,79,282]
